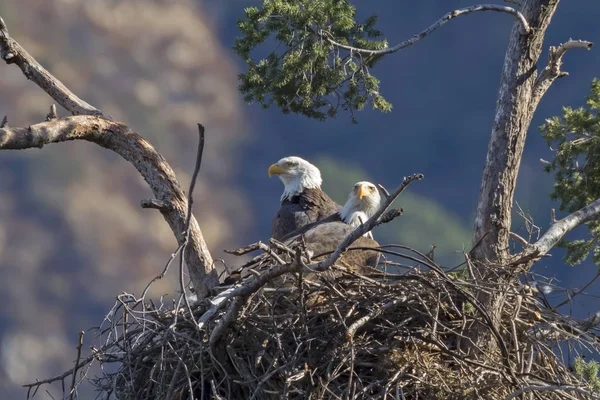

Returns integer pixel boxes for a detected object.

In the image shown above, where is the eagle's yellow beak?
[268,163,286,177]
[357,184,369,200]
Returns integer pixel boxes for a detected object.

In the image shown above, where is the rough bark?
[0,116,219,299]
[472,0,560,268]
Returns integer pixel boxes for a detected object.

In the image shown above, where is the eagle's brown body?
[271,187,340,241]
[286,221,380,272]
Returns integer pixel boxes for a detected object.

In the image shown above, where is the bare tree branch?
[178,124,207,322]
[324,5,530,56]
[534,198,600,255]
[0,116,219,298]
[533,39,594,104]
[68,331,85,400]
[511,197,600,265]
[0,16,104,116]
[504,383,600,400]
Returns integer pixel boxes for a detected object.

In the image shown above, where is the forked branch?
[324,4,530,56]
[533,39,594,104]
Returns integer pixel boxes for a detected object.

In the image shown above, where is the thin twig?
[68,331,85,400]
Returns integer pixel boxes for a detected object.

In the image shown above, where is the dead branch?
[0,17,103,116]
[511,197,600,265]
[504,383,600,400]
[533,39,594,104]
[0,116,219,298]
[68,331,85,400]
[178,124,207,322]
[323,5,530,56]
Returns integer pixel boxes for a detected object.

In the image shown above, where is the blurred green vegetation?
[316,156,471,266]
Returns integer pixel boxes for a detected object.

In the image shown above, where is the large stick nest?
[63,243,600,400]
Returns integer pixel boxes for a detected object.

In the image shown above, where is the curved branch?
[534,198,600,255]
[510,197,600,265]
[325,4,530,56]
[0,116,219,298]
[0,16,103,116]
[533,39,594,104]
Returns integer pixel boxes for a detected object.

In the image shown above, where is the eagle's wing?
[296,222,381,270]
[272,188,340,240]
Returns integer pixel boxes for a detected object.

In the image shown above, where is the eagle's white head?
[340,181,381,238]
[268,156,322,202]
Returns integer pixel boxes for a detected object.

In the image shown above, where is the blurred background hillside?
[0,0,599,397]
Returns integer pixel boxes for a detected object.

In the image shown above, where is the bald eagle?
[268,156,340,240]
[222,181,382,286]
[280,181,382,241]
[284,181,382,272]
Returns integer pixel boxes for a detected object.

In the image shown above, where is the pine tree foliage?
[541,78,600,266]
[573,356,600,393]
[234,0,391,122]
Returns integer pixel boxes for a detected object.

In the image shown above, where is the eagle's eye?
[369,186,376,192]
[285,160,297,167]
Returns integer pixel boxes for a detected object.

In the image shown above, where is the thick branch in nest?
[0,116,219,298]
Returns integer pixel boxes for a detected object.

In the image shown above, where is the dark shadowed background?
[0,1,599,398]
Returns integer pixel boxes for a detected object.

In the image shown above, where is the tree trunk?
[469,0,560,355]
[472,0,560,268]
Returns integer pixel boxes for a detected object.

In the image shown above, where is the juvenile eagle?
[268,156,340,240]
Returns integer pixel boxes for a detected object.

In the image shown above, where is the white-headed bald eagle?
[283,181,382,272]
[280,181,382,241]
[222,181,382,285]
[268,156,340,240]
